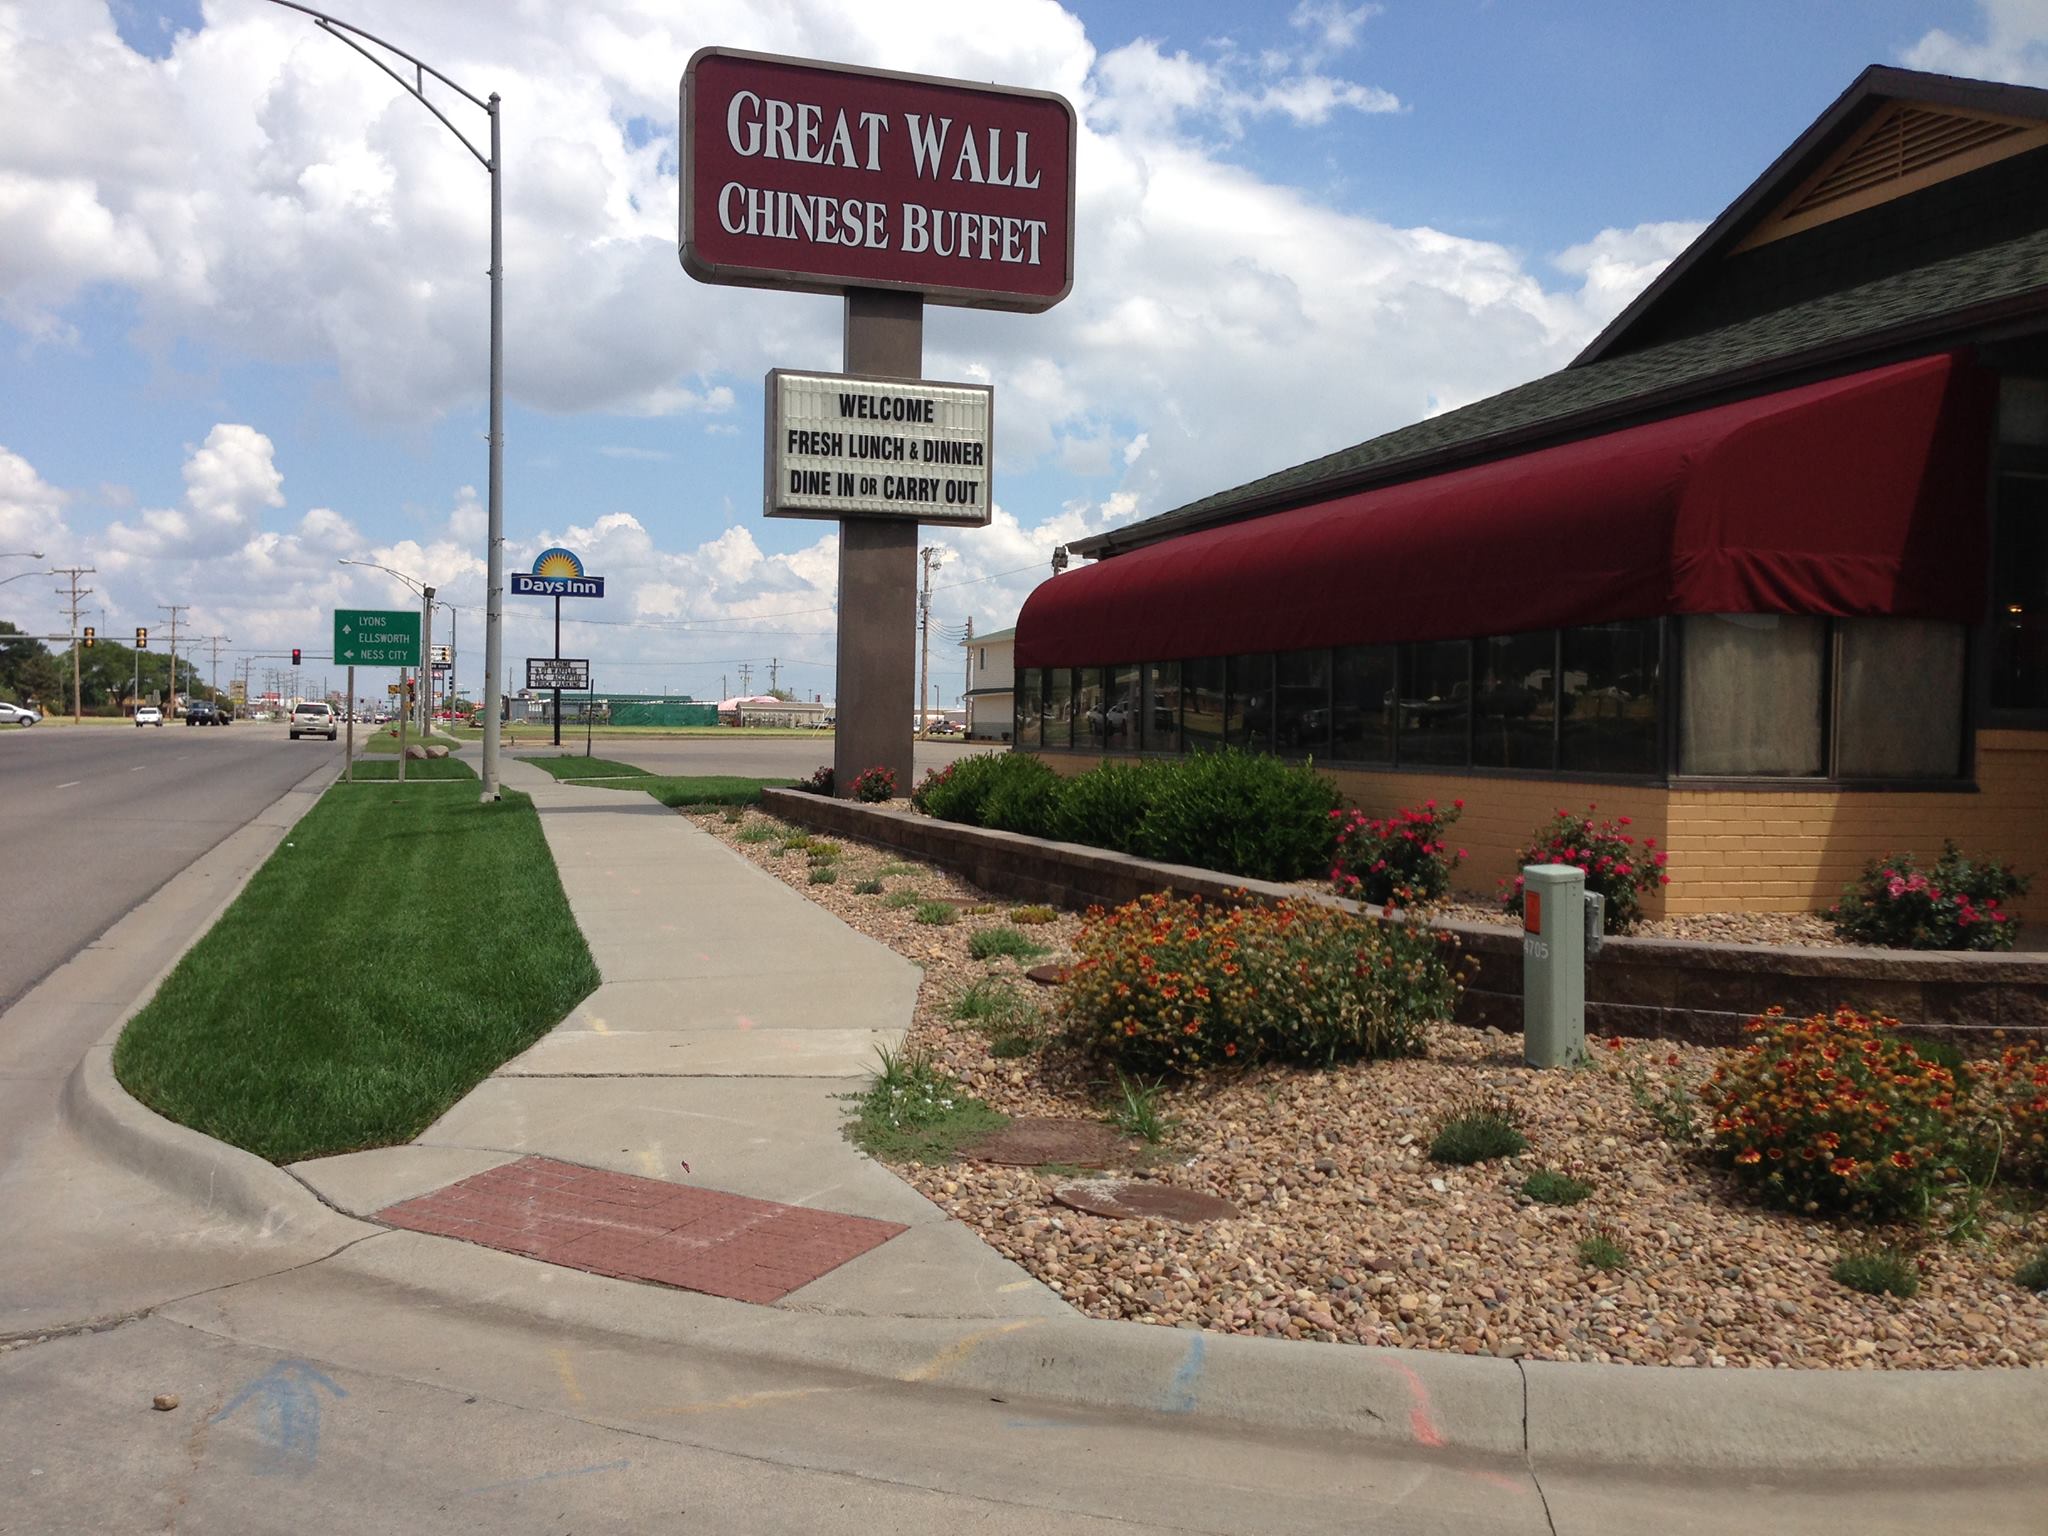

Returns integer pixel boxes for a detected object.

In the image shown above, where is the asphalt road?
[0,723,336,1013]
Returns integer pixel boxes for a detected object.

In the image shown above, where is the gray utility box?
[1520,863,1604,1068]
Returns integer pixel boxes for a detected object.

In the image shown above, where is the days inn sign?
[511,547,605,598]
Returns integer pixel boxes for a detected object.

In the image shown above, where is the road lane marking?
[56,780,80,789]
[129,765,146,772]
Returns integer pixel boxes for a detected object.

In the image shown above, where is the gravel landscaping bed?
[1433,898,1843,948]
[690,804,2048,1370]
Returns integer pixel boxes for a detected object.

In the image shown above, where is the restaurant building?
[1013,66,2048,918]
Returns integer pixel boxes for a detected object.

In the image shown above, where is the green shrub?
[1578,1227,1629,1272]
[1331,800,1466,907]
[910,763,954,814]
[1829,841,2030,951]
[1134,749,1341,881]
[883,890,922,910]
[1832,1247,1919,1298]
[979,760,1062,838]
[847,1045,1005,1163]
[968,926,1052,962]
[805,841,842,863]
[914,900,957,926]
[1501,804,1666,934]
[2016,1248,2048,1292]
[736,822,776,844]
[1428,1100,1527,1165]
[795,765,834,796]
[779,832,814,851]
[1010,904,1059,925]
[1699,1008,1970,1218]
[1058,891,1457,1076]
[852,878,883,895]
[918,752,1057,828]
[1521,1168,1592,1205]
[851,764,897,803]
[1052,760,1159,854]
[808,866,837,885]
[953,978,1023,1024]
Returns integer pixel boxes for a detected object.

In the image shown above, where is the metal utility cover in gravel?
[1023,963,1071,987]
[961,1117,1132,1168]
[376,1155,905,1304]
[1053,1180,1242,1224]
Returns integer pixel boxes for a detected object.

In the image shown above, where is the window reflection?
[1015,668,1041,749]
[1143,661,1181,753]
[1332,645,1394,763]
[1182,657,1226,751]
[1275,650,1330,757]
[1105,662,1140,751]
[1076,667,1106,749]
[1397,641,1470,766]
[1475,632,1556,770]
[1044,667,1072,749]
[1227,654,1273,753]
[1561,621,1659,774]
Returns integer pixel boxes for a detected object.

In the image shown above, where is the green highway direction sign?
[333,608,422,668]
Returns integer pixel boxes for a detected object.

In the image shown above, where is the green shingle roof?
[1074,223,2048,557]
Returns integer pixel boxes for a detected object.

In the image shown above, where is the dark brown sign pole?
[835,289,922,795]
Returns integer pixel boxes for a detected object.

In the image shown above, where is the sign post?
[511,549,604,747]
[680,48,1074,796]
[344,665,355,781]
[333,607,421,784]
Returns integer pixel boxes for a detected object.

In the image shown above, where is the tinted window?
[1475,632,1556,771]
[1227,654,1273,753]
[1181,657,1226,751]
[1105,662,1140,752]
[1075,667,1106,749]
[1044,668,1073,748]
[1561,621,1660,775]
[1274,650,1330,758]
[1396,641,1469,766]
[1332,645,1394,764]
[1990,470,2048,711]
[1142,661,1181,753]
[1015,668,1041,749]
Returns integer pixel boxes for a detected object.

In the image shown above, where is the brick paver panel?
[376,1155,906,1304]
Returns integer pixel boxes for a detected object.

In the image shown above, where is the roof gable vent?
[1737,100,2048,251]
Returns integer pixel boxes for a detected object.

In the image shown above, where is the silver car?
[0,701,38,727]
[289,702,338,741]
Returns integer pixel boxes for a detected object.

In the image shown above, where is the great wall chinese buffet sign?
[680,48,1075,311]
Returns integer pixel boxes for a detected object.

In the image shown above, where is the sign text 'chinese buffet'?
[681,49,1075,311]
[766,370,993,524]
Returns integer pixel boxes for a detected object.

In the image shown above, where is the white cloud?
[102,424,285,560]
[0,446,71,557]
[1290,2,1381,57]
[1904,0,2048,85]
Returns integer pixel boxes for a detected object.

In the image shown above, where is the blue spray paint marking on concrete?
[462,1459,631,1496]
[1162,1334,1205,1414]
[212,1360,347,1476]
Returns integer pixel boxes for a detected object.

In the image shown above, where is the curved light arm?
[259,0,491,164]
[0,567,50,588]
[337,556,426,595]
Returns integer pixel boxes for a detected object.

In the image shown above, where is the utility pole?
[421,585,436,738]
[52,567,96,723]
[963,614,973,734]
[205,634,230,704]
[917,545,943,736]
[158,604,188,718]
[768,656,779,694]
[737,662,753,697]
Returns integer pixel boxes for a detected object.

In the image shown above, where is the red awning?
[1015,353,1993,668]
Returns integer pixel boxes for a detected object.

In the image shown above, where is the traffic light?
[135,627,147,648]
[292,648,302,667]
[82,625,95,648]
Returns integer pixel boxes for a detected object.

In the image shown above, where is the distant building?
[961,626,1015,740]
[719,694,829,727]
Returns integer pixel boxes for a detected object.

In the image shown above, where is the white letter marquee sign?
[765,369,993,526]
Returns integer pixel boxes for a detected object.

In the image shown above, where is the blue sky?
[4,0,2040,707]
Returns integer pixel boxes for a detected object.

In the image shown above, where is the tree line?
[0,620,227,714]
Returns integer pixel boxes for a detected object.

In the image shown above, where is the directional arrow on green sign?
[332,608,421,667]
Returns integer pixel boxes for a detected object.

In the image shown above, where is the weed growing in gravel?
[779,833,814,851]
[1577,1227,1630,1272]
[736,823,776,844]
[1107,1072,1174,1143]
[990,1033,1036,1059]
[1832,1247,1920,1298]
[954,978,1022,1023]
[847,1045,1006,1163]
[2016,1248,2048,1291]
[853,878,883,895]
[968,926,1052,963]
[805,840,843,862]
[1522,1168,1593,1206]
[1009,905,1059,925]
[720,807,744,824]
[1621,1049,1699,1144]
[1429,1099,1527,1165]
[809,866,838,885]
[883,890,922,911]
[914,900,958,926]
[878,863,917,877]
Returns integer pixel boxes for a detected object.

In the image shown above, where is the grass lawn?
[608,774,794,807]
[472,724,832,741]
[518,755,649,780]
[113,787,599,1163]
[362,729,464,753]
[344,756,476,781]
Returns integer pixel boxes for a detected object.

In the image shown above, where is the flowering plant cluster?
[1698,1008,1970,1217]
[1499,804,1666,934]
[1829,842,2030,952]
[851,764,897,803]
[1984,1043,2048,1187]
[1057,891,1460,1077]
[1329,799,1465,907]
[910,762,954,814]
[795,764,835,796]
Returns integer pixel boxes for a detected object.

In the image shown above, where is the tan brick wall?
[1032,730,2048,919]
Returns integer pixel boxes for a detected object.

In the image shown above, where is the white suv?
[134,705,163,727]
[289,701,338,741]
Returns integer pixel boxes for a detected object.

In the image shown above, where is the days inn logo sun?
[531,547,585,579]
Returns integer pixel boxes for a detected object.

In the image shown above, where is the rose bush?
[851,764,896,803]
[1500,804,1666,934]
[1330,799,1465,907]
[1829,842,2030,951]
[1058,891,1461,1076]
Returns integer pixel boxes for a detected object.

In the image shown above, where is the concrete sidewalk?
[288,756,1072,1322]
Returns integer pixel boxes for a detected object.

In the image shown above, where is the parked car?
[0,700,38,727]
[289,701,338,741]
[134,705,164,727]
[184,701,231,726]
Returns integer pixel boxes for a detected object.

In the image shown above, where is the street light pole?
[255,1,503,801]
